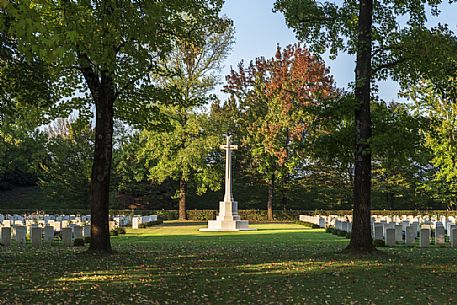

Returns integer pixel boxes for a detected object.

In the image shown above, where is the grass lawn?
[1,222,456,304]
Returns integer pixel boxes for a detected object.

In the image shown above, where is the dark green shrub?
[144,220,163,227]
[110,229,119,236]
[345,232,351,239]
[74,238,85,247]
[54,232,62,241]
[373,239,385,247]
[337,230,347,237]
[186,210,217,220]
[84,236,91,243]
[332,229,339,235]
[117,227,126,234]
[325,227,334,234]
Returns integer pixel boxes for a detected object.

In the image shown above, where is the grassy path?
[0,222,456,304]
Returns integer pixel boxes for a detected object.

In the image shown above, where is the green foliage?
[138,220,164,228]
[325,227,335,234]
[38,118,93,208]
[274,0,456,88]
[408,77,457,207]
[73,238,85,247]
[373,239,386,247]
[0,114,48,188]
[225,44,338,209]
[185,210,217,221]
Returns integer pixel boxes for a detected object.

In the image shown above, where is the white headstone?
[62,227,72,247]
[1,227,11,246]
[373,224,383,240]
[435,225,445,245]
[394,224,403,242]
[405,226,416,245]
[44,225,54,243]
[385,228,396,247]
[15,225,26,245]
[451,228,457,248]
[31,227,42,248]
[420,228,430,247]
[73,225,83,239]
[132,216,142,229]
[83,225,91,237]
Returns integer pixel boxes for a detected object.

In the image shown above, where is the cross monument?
[200,135,255,231]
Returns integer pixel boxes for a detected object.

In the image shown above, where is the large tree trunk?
[179,176,187,220]
[347,0,375,252]
[267,174,275,221]
[88,74,114,253]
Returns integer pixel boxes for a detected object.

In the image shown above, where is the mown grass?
[1,222,456,304]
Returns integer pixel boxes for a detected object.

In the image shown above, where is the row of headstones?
[0,214,92,223]
[0,224,90,248]
[0,214,133,228]
[300,214,457,232]
[299,215,327,227]
[335,219,457,247]
[132,215,158,229]
[299,214,457,247]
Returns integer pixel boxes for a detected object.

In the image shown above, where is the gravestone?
[73,225,83,239]
[1,227,11,246]
[449,224,457,241]
[31,227,42,248]
[318,217,326,228]
[435,225,445,245]
[44,225,54,243]
[132,216,142,229]
[62,227,72,247]
[341,221,348,232]
[2,220,11,227]
[394,224,403,242]
[420,228,430,247]
[15,225,26,245]
[385,228,396,246]
[451,228,457,248]
[373,224,383,240]
[405,226,416,245]
[83,225,91,237]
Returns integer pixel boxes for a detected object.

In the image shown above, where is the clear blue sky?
[219,0,456,102]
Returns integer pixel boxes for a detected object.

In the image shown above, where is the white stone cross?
[220,135,238,202]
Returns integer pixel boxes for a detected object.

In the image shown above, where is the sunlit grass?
[1,222,457,304]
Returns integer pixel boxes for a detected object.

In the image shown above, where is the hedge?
[2,209,457,220]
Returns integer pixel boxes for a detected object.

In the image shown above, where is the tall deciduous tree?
[6,0,225,252]
[275,0,456,252]
[225,44,336,220]
[409,77,457,206]
[139,18,234,220]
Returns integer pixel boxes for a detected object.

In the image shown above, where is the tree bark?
[347,0,375,252]
[267,174,274,221]
[179,176,187,220]
[87,73,114,253]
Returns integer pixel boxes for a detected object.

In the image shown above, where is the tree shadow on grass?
[3,228,457,304]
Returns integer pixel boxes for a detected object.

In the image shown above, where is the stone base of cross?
[200,135,255,232]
